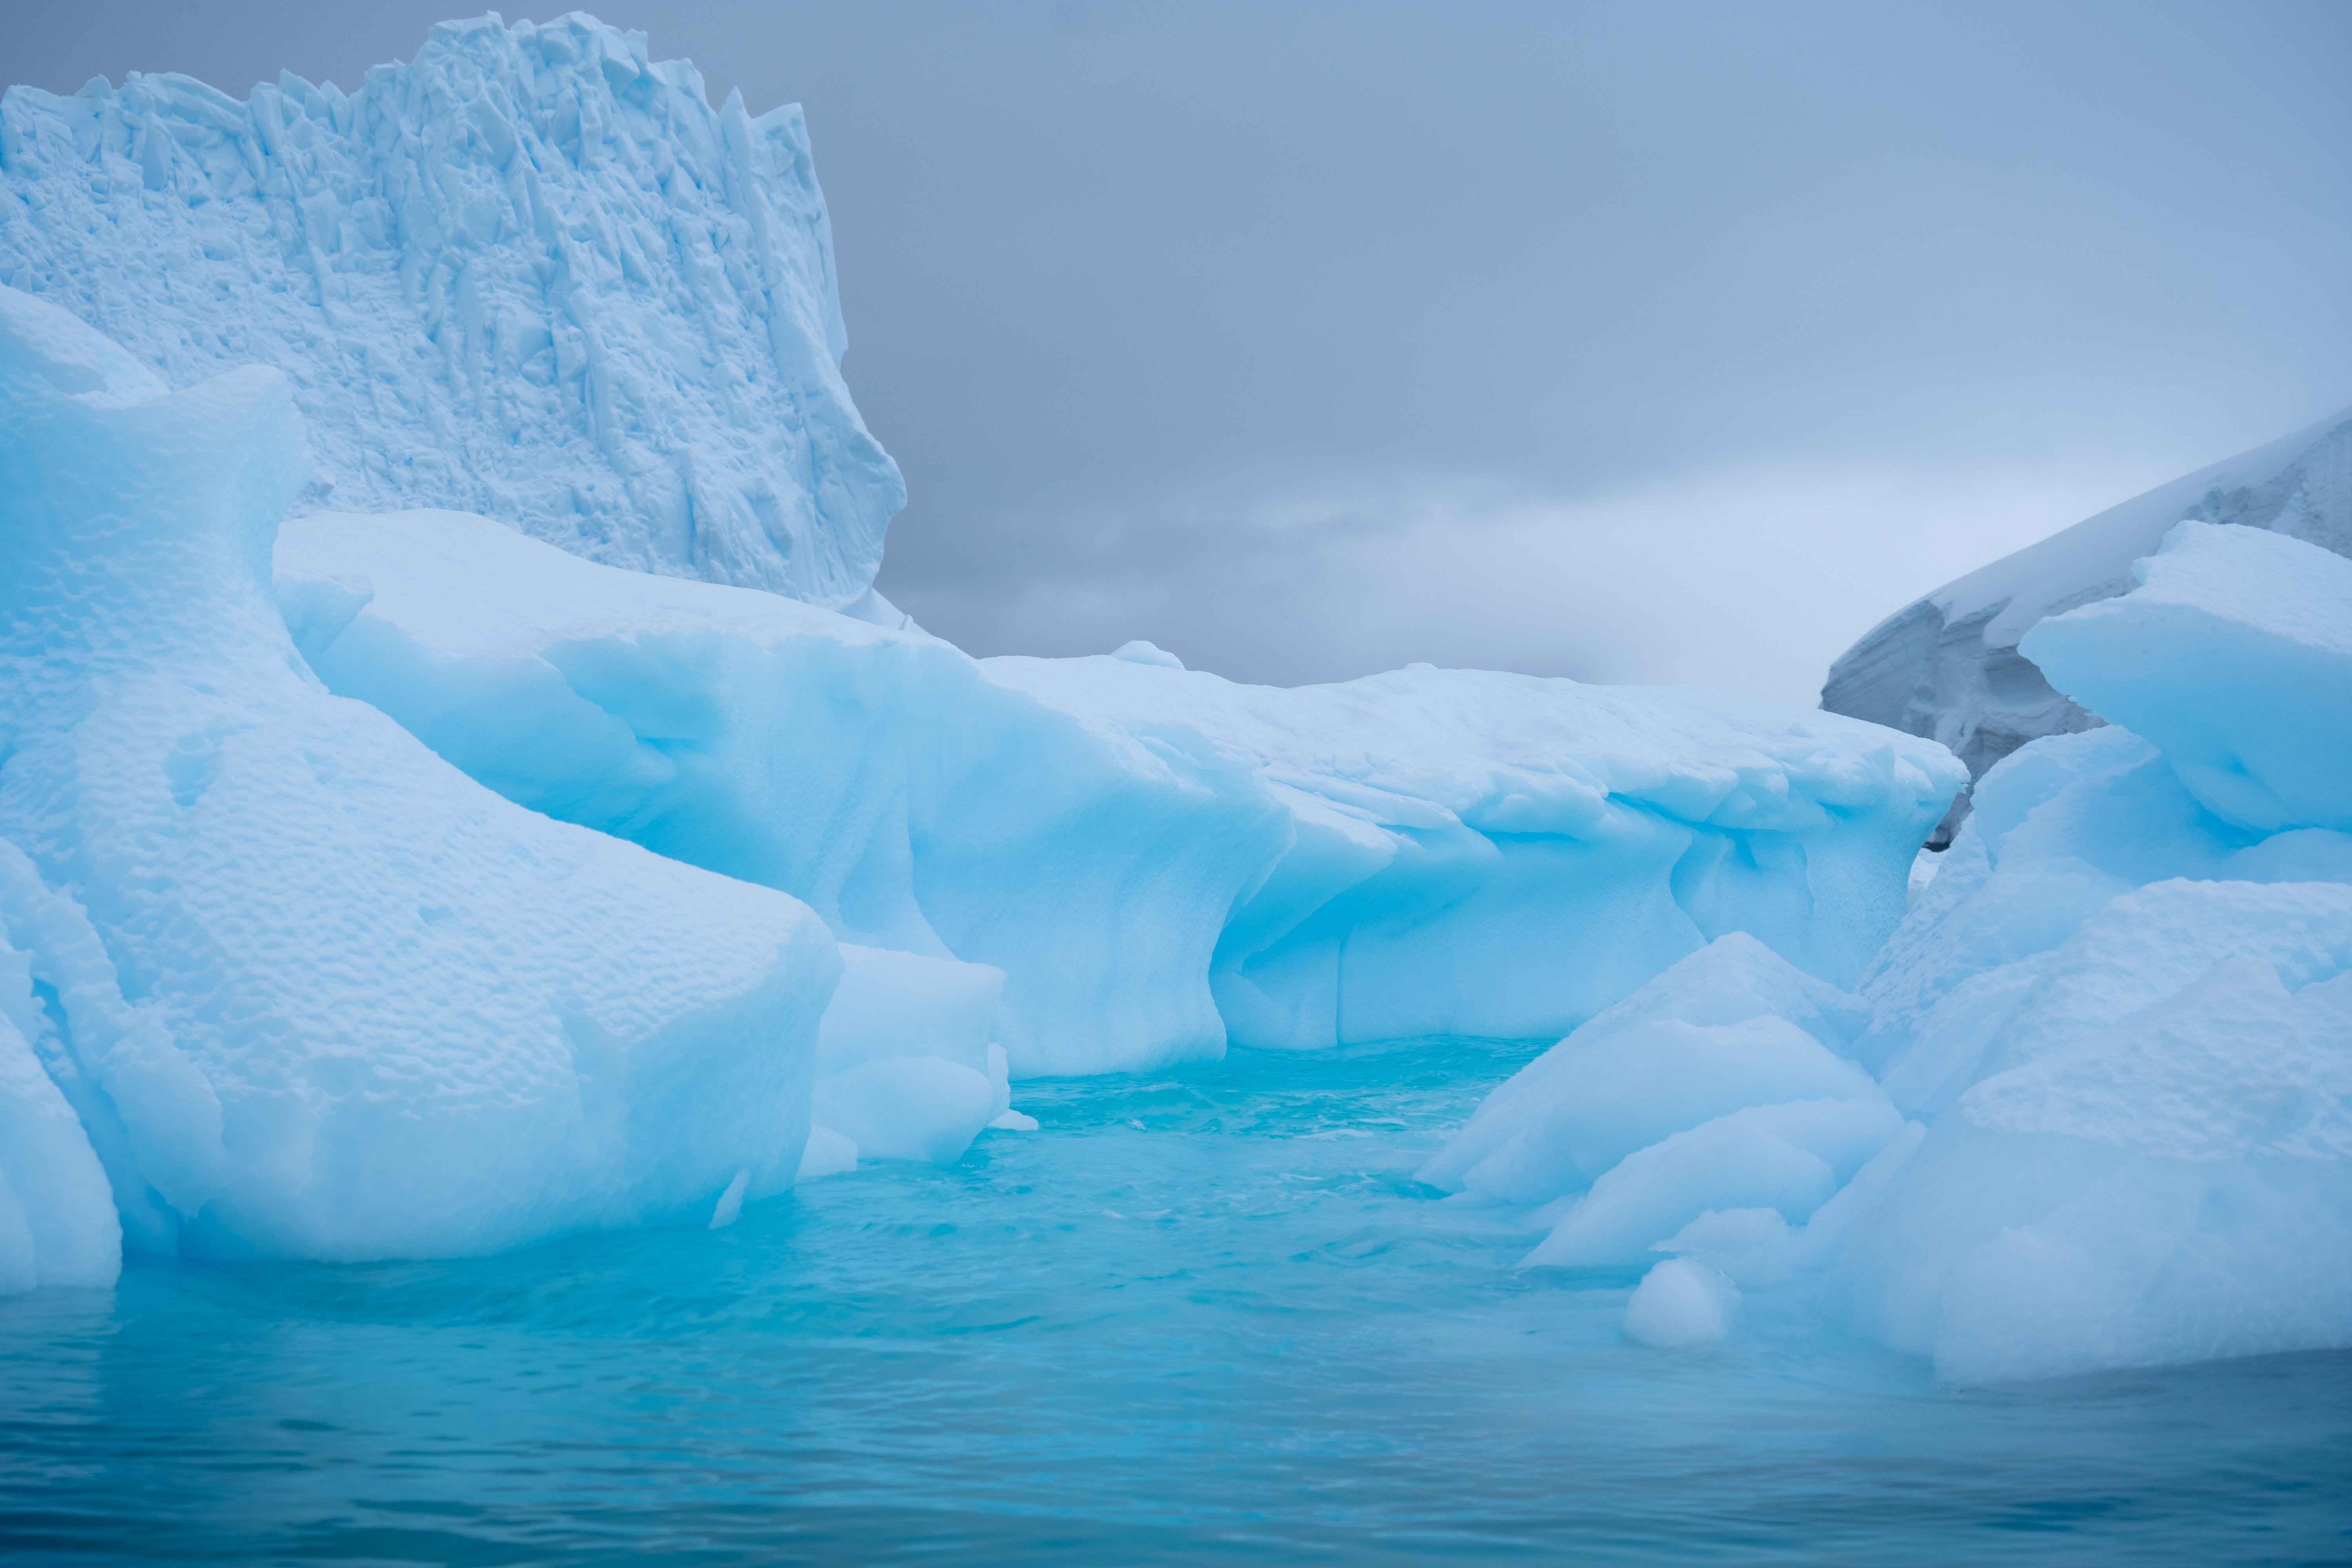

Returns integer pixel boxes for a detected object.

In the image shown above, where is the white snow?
[1822,408,2352,832]
[2019,522,2352,835]
[0,14,903,611]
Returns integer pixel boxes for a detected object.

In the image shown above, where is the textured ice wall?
[1822,408,2352,840]
[275,508,1965,1076]
[0,284,847,1278]
[1437,523,2352,1382]
[0,12,903,610]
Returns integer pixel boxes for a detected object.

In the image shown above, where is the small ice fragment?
[708,1169,750,1230]
[795,1125,858,1183]
[1111,640,1185,669]
[1624,1258,1742,1348]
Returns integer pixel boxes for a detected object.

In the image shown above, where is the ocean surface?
[2,1037,2346,1566]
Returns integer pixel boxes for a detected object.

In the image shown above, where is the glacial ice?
[274,507,1964,1074]
[1,11,2340,1396]
[1435,520,2352,1382]
[0,13,904,611]
[2017,521,2352,835]
[1822,408,2352,838]
[0,283,846,1273]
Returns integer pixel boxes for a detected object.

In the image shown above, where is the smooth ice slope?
[1438,522,2352,1382]
[0,13,903,612]
[1822,408,2352,836]
[0,284,845,1281]
[2018,523,2352,835]
[1419,933,1901,1274]
[275,509,1966,1075]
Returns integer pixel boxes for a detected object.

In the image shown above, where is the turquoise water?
[2,1038,2346,1565]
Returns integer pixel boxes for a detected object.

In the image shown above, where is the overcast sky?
[9,2,2351,700]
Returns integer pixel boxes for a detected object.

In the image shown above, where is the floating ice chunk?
[812,1056,997,1166]
[1421,933,1877,1205]
[1525,1099,1904,1269]
[0,285,841,1265]
[1624,1258,1742,1348]
[796,1125,859,1182]
[708,1171,751,1230]
[1111,640,1185,669]
[812,942,1004,1161]
[819,947,1003,1079]
[2022,522,2352,834]
[0,15,902,607]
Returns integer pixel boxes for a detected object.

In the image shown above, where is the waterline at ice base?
[0,13,2346,1563]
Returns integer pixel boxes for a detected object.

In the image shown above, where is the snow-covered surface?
[0,14,902,611]
[1431,521,2352,1383]
[275,506,1964,1074]
[0,283,849,1278]
[2020,522,2352,835]
[1821,408,2352,834]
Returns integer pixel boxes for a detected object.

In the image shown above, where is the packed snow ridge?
[0,12,905,615]
[1823,408,2352,840]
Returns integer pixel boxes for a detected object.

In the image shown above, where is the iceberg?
[274,507,1965,1074]
[1822,409,2352,840]
[0,283,847,1276]
[0,13,903,612]
[1434,521,2352,1382]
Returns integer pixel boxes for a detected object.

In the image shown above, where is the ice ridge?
[0,12,904,611]
[274,507,1966,1076]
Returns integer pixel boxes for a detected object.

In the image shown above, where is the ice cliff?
[0,12,903,612]
[1822,408,2352,840]
[1435,521,2352,1383]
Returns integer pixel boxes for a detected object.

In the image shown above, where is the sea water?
[2,1038,2345,1565]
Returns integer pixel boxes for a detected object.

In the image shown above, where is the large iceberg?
[1822,408,2352,839]
[0,283,848,1275]
[1432,521,2352,1383]
[0,264,1960,1298]
[274,506,1965,1075]
[0,13,903,612]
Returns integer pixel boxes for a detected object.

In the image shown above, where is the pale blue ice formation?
[1432,521,2352,1383]
[1824,405,2352,831]
[0,11,2345,1405]
[273,507,1961,1075]
[0,13,904,613]
[0,285,853,1276]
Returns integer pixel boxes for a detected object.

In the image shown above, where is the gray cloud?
[10,2,2350,699]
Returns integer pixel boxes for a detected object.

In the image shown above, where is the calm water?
[2,1038,2346,1565]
